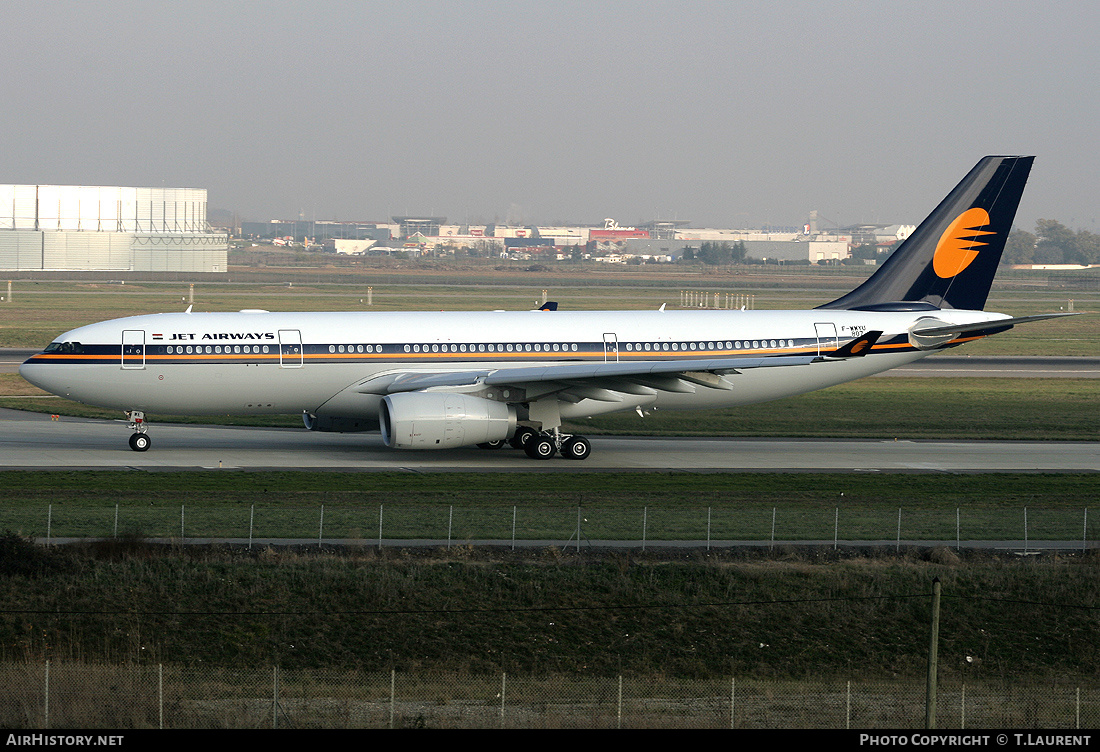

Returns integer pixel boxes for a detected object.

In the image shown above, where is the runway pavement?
[1,408,1096,472]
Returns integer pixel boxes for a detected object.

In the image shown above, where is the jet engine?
[379,392,517,449]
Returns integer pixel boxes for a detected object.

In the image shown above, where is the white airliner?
[20,156,1073,460]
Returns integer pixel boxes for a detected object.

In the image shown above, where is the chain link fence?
[2,504,1095,551]
[2,662,1097,729]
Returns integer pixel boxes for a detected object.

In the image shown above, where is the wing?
[358,331,883,403]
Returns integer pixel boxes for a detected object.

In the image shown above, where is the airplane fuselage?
[19,307,1002,421]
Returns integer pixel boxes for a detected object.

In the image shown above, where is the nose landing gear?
[126,411,151,452]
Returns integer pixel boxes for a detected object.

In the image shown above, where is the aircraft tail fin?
[818,156,1033,312]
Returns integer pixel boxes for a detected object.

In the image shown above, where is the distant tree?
[680,246,697,262]
[850,244,879,261]
[1001,228,1036,265]
[1035,219,1079,264]
[1074,230,1100,264]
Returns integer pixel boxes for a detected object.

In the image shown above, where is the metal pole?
[897,508,902,553]
[770,507,776,551]
[617,675,623,729]
[378,504,383,550]
[448,505,453,549]
[44,660,49,729]
[114,504,118,538]
[730,677,735,729]
[925,578,942,729]
[1024,507,1029,554]
[642,507,647,552]
[249,505,254,550]
[707,507,711,551]
[47,504,51,547]
[159,664,164,729]
[834,507,838,550]
[318,504,324,548]
[500,672,507,728]
[1084,508,1088,554]
[389,669,395,729]
[511,506,516,551]
[272,666,278,729]
[181,504,184,542]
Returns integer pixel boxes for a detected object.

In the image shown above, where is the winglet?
[538,301,558,311]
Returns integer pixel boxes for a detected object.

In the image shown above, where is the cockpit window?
[44,341,83,354]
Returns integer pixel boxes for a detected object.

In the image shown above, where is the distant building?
[0,185,227,272]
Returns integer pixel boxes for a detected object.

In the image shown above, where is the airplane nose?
[19,359,66,396]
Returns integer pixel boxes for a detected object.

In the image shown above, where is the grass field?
[0,264,1096,687]
[0,265,1096,353]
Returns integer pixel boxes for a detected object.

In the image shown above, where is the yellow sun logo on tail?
[933,207,994,278]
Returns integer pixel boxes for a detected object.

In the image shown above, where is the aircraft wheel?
[561,436,591,460]
[509,425,537,450]
[524,435,557,459]
[477,439,508,449]
[129,433,151,452]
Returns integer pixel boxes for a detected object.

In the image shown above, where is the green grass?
[1,471,1097,543]
[0,273,1095,353]
[1,538,1098,682]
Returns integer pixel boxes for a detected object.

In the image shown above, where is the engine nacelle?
[380,392,517,449]
[302,413,375,432]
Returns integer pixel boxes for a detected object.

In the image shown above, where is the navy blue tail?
[819,156,1033,311]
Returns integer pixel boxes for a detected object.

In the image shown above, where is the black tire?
[129,433,151,452]
[477,439,508,449]
[561,436,591,460]
[524,435,556,459]
[509,425,537,450]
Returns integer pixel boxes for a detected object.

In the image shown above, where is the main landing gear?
[126,410,151,452]
[477,425,592,460]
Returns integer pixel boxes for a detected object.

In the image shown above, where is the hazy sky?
[2,1,1098,231]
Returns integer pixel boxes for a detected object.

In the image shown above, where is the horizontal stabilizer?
[910,312,1080,337]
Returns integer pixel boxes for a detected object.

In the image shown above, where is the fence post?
[846,680,851,729]
[956,508,960,552]
[447,505,453,549]
[378,504,383,550]
[771,507,776,551]
[925,578,942,729]
[730,676,735,729]
[1024,507,1029,554]
[44,659,49,729]
[318,504,324,548]
[642,507,647,552]
[272,665,279,729]
[511,506,516,551]
[500,672,507,729]
[181,504,185,542]
[114,504,118,538]
[617,675,623,729]
[897,508,902,553]
[707,507,711,551]
[834,507,839,550]
[47,504,52,547]
[249,505,254,550]
[389,669,395,729]
[1084,508,1089,554]
[158,663,164,729]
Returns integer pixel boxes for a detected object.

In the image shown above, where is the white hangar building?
[0,185,228,272]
